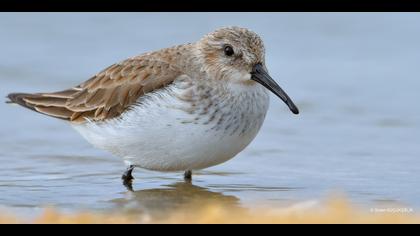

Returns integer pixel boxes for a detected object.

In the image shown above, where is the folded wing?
[7,56,182,123]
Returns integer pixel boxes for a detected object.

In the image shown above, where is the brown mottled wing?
[7,56,182,123]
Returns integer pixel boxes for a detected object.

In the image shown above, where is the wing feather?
[7,55,183,123]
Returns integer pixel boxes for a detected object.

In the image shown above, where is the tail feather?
[6,93,39,112]
[6,92,75,121]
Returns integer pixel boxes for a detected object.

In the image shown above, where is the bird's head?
[197,26,299,114]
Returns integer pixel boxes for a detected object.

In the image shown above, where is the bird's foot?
[122,165,135,190]
[184,170,192,182]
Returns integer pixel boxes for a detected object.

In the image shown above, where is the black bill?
[251,63,299,115]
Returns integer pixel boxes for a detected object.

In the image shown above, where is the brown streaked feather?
[7,55,183,123]
[23,96,67,107]
[7,93,42,113]
[35,106,74,119]
[42,89,80,99]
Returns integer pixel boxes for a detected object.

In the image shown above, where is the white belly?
[72,82,269,171]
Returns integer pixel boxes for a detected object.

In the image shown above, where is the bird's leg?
[184,170,192,182]
[122,165,135,191]
[122,165,135,188]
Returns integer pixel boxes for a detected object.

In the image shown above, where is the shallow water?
[0,13,419,217]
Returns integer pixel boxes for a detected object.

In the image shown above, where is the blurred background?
[0,13,419,217]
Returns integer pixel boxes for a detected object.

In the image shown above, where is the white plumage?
[73,77,270,171]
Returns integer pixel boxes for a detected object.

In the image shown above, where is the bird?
[6,26,299,186]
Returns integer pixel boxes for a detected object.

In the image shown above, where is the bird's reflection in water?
[111,181,242,218]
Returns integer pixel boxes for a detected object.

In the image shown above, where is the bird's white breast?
[72,77,270,171]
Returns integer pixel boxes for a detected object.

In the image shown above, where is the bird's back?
[6,45,192,123]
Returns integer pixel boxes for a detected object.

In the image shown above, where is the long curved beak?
[251,64,299,115]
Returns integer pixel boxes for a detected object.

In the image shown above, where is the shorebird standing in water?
[7,26,299,186]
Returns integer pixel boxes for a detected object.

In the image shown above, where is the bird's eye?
[223,45,234,56]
